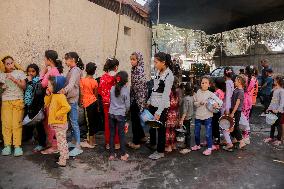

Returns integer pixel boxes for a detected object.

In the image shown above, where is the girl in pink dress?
[242,66,257,143]
[40,50,63,155]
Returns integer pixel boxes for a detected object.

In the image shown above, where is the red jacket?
[98,73,116,105]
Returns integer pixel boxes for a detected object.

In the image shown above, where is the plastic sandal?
[69,148,83,157]
[180,148,191,154]
[212,145,220,151]
[109,155,115,161]
[127,142,140,149]
[80,141,95,149]
[41,147,58,155]
[264,138,273,143]
[120,153,129,161]
[223,145,234,152]
[191,145,201,151]
[115,144,120,150]
[272,140,281,146]
[202,149,212,156]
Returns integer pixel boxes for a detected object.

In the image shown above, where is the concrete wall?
[0,0,152,77]
[214,46,284,75]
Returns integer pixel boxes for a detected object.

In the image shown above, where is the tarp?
[148,0,284,34]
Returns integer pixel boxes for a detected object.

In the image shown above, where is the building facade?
[0,0,152,77]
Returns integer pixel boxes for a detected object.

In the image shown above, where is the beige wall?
[0,0,152,77]
[214,53,284,75]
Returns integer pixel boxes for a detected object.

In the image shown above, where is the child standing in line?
[179,82,194,154]
[223,76,246,151]
[191,76,220,156]
[147,52,174,160]
[165,77,180,152]
[260,69,274,116]
[98,58,120,150]
[24,64,46,152]
[59,52,84,157]
[80,62,99,148]
[45,76,71,167]
[109,71,130,161]
[40,50,63,155]
[128,52,147,149]
[0,56,26,156]
[264,75,284,146]
[224,67,235,116]
[212,77,226,150]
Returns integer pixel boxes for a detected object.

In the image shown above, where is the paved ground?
[0,106,283,189]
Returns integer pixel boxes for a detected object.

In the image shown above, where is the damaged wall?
[0,0,152,77]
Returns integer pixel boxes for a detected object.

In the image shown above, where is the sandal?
[264,138,273,143]
[56,159,67,167]
[200,141,207,147]
[80,141,95,149]
[191,145,201,151]
[165,146,172,152]
[115,144,120,150]
[238,141,246,149]
[202,149,212,156]
[212,145,220,151]
[180,148,191,154]
[272,140,281,146]
[127,142,140,149]
[106,144,110,150]
[120,153,129,161]
[109,155,115,161]
[223,145,234,152]
[140,137,148,143]
[41,147,58,155]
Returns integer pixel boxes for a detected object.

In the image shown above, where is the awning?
[148,0,284,34]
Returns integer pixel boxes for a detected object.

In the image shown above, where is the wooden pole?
[114,0,122,57]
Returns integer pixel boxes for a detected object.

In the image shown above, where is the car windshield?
[211,68,223,77]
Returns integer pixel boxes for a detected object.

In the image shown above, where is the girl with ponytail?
[40,50,63,88]
[98,57,120,150]
[59,52,84,157]
[40,50,62,155]
[109,71,130,161]
[147,52,174,160]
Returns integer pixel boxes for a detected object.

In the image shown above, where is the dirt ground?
[0,105,283,189]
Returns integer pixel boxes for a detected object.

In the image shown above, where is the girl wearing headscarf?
[127,52,147,149]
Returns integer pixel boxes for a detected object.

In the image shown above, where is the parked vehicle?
[210,66,245,77]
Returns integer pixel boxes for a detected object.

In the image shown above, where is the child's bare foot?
[120,153,129,161]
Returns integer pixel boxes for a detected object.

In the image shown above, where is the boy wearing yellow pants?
[0,56,26,156]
